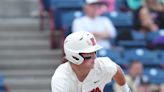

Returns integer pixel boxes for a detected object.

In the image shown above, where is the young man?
[51,31,130,92]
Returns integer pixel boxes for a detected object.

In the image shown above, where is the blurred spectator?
[114,60,143,92]
[101,0,115,12]
[72,0,117,49]
[96,0,115,14]
[138,75,150,92]
[97,0,129,13]
[148,84,164,92]
[160,84,164,92]
[134,0,164,33]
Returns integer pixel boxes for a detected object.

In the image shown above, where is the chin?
[90,63,94,69]
[87,65,94,69]
[86,62,94,69]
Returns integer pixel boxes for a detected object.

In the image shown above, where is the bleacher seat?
[45,0,84,30]
[42,0,51,11]
[118,40,147,48]
[140,59,163,68]
[123,49,158,61]
[146,30,164,42]
[146,30,164,49]
[115,58,129,69]
[131,30,145,40]
[159,50,164,60]
[51,0,84,9]
[53,8,83,29]
[115,0,126,11]
[102,11,133,27]
[97,48,130,69]
[144,68,164,84]
[50,0,84,30]
[61,11,83,30]
[97,48,122,61]
[58,10,83,37]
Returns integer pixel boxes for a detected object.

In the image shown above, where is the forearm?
[140,8,159,31]
[113,65,126,85]
[142,21,158,31]
[113,65,131,92]
[92,30,110,40]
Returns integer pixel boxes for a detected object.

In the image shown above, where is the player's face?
[81,52,96,69]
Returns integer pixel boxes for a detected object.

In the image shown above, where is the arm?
[92,18,117,40]
[156,1,164,11]
[92,30,111,40]
[139,7,158,31]
[113,65,131,92]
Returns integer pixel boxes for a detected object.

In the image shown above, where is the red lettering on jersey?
[90,38,96,46]
[91,87,101,92]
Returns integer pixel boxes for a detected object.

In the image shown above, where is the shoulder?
[51,62,74,83]
[95,57,116,65]
[95,57,117,72]
[51,62,74,91]
[94,57,118,79]
[53,62,70,74]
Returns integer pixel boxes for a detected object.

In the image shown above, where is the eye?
[83,56,92,60]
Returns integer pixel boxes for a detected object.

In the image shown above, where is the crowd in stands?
[40,0,164,92]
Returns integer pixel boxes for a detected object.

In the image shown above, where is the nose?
[91,52,96,60]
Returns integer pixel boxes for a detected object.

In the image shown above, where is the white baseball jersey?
[51,57,117,92]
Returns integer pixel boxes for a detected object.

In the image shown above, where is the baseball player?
[51,31,131,92]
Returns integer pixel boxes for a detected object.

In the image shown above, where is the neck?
[71,64,90,82]
[86,14,97,19]
[130,72,137,78]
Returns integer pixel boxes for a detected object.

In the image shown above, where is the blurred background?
[0,0,163,92]
[0,0,62,92]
